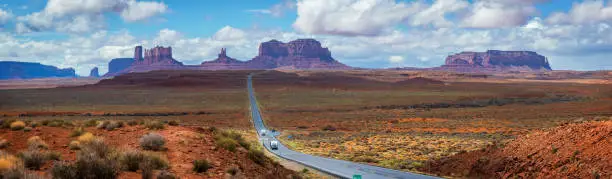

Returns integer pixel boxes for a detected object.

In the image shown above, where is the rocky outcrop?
[200,48,251,70]
[442,50,551,71]
[104,58,134,77]
[89,67,100,77]
[249,39,350,69]
[133,46,183,66]
[103,39,351,76]
[0,61,76,79]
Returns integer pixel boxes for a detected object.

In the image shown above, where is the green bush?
[41,120,51,126]
[69,141,81,150]
[168,121,179,126]
[51,162,78,179]
[139,133,166,151]
[20,150,47,170]
[127,120,138,126]
[192,159,212,173]
[121,150,144,172]
[29,122,39,128]
[1,119,16,129]
[84,120,97,127]
[52,139,121,179]
[145,121,165,130]
[215,138,238,152]
[23,127,32,132]
[247,149,266,165]
[70,127,86,137]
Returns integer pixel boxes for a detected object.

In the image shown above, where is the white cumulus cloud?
[293,0,424,36]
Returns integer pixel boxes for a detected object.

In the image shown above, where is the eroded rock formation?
[200,48,250,70]
[249,39,349,69]
[89,67,100,77]
[442,50,551,71]
[104,58,134,77]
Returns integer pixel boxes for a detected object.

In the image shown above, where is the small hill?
[424,120,612,178]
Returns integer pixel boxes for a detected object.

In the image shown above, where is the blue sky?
[0,0,611,75]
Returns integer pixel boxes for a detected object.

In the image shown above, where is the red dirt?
[0,125,296,178]
[424,121,612,178]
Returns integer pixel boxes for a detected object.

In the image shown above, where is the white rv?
[270,140,279,150]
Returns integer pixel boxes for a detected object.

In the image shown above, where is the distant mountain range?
[0,61,76,80]
[0,38,557,80]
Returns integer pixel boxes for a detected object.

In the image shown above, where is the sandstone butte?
[101,39,553,77]
[438,50,552,72]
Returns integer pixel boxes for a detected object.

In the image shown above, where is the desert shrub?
[139,133,166,151]
[322,125,336,131]
[104,121,124,131]
[47,151,61,161]
[120,150,144,172]
[70,127,86,137]
[168,120,179,126]
[77,132,95,143]
[0,139,9,149]
[52,139,121,179]
[207,126,218,133]
[29,122,39,128]
[20,150,47,170]
[145,121,165,130]
[75,152,121,179]
[50,162,78,179]
[9,121,25,131]
[63,121,75,127]
[127,120,138,126]
[27,136,48,150]
[47,121,62,127]
[84,119,97,127]
[69,141,81,150]
[23,127,32,132]
[215,137,238,152]
[1,119,16,129]
[40,120,51,126]
[214,130,249,151]
[0,153,19,171]
[81,138,112,158]
[192,159,212,173]
[96,121,110,129]
[247,148,266,165]
[157,170,177,179]
[226,166,239,176]
[301,168,309,173]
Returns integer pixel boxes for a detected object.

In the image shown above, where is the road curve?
[247,74,440,179]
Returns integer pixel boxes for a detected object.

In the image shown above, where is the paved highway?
[247,74,440,179]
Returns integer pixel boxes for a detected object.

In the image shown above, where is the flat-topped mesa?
[443,50,552,70]
[133,46,183,66]
[251,39,349,69]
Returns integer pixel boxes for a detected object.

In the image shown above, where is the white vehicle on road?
[260,129,267,136]
[270,140,279,150]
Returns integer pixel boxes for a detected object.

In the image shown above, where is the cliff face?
[89,67,100,77]
[0,61,76,79]
[443,50,551,71]
[133,46,183,66]
[250,39,350,69]
[104,58,134,77]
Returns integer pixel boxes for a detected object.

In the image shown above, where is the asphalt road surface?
[247,74,440,179]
